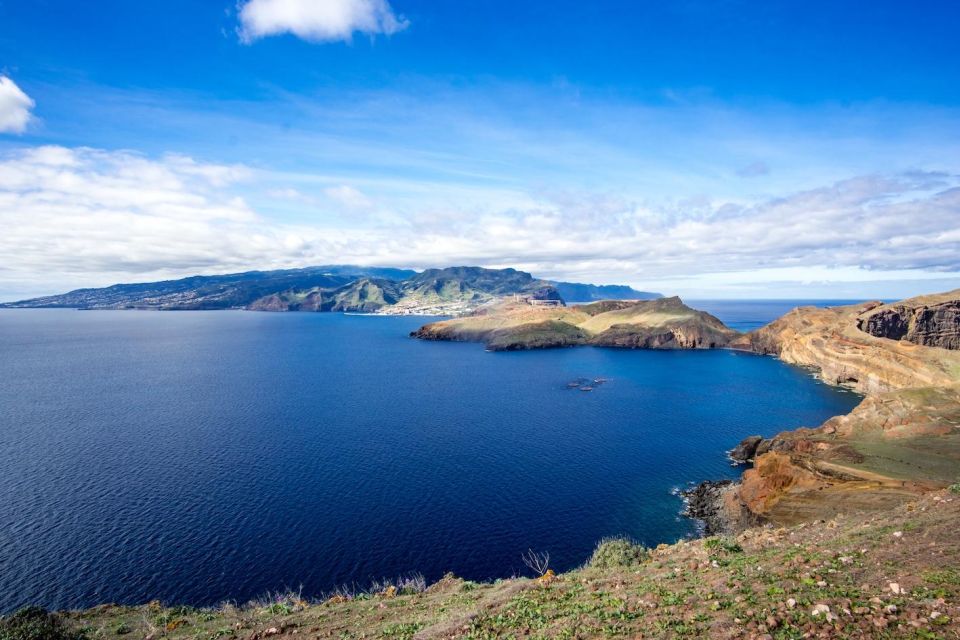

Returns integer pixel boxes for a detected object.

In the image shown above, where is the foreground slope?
[412,297,737,350]
[42,490,960,639]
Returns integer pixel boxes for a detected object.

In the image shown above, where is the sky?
[1,0,959,300]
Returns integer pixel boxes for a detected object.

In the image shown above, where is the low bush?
[949,483,960,495]
[588,537,649,569]
[0,607,84,640]
[703,536,743,555]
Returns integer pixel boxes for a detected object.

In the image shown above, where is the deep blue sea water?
[0,304,862,612]
[687,299,872,333]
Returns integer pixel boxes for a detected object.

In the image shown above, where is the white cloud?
[0,146,276,292]
[1,144,959,300]
[324,184,372,208]
[0,76,35,134]
[238,0,409,43]
[269,187,309,201]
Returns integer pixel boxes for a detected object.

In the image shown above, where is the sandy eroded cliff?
[723,290,960,528]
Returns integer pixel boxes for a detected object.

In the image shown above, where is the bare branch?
[521,548,550,577]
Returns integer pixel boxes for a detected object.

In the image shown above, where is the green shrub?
[588,537,649,569]
[924,569,960,586]
[0,607,84,640]
[703,536,743,554]
[949,483,960,495]
[381,622,424,639]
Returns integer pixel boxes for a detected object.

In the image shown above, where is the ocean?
[0,302,862,612]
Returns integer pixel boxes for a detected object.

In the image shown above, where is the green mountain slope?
[0,266,413,310]
[1,265,658,313]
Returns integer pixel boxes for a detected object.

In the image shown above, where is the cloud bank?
[1,145,958,300]
[0,77,35,134]
[238,0,409,43]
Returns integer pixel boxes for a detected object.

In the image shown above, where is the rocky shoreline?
[680,480,738,536]
[4,289,960,638]
[681,443,768,537]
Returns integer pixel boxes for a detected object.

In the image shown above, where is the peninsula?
[411,296,736,350]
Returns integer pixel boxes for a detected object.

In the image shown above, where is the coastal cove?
[0,307,862,613]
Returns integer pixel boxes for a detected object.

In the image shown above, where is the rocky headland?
[709,289,960,533]
[411,296,737,350]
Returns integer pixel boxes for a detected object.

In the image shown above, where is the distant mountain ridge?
[0,265,662,313]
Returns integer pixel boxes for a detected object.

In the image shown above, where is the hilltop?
[412,296,737,350]
[0,266,661,313]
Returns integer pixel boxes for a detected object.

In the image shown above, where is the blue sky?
[1,0,959,299]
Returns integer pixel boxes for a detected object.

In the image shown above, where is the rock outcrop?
[729,435,764,463]
[681,480,759,535]
[589,318,732,349]
[858,297,960,349]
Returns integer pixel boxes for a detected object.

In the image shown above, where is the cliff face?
[722,290,960,530]
[730,295,960,395]
[858,298,960,349]
[734,385,960,526]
